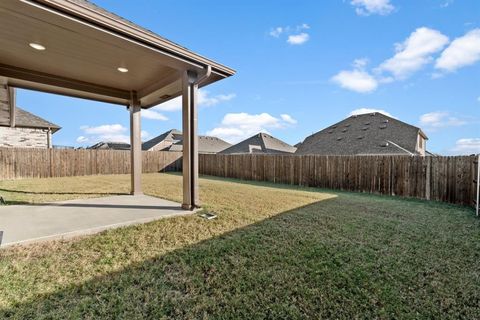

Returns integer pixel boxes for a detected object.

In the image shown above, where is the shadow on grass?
[1,195,478,319]
[191,173,476,211]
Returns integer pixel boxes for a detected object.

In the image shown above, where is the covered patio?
[0,194,194,247]
[0,0,234,210]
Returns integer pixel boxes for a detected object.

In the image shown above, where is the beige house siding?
[416,134,426,156]
[0,126,49,148]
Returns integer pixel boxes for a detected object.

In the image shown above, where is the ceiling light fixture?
[29,43,46,51]
[117,67,129,73]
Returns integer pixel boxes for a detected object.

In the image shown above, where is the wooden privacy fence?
[0,148,478,207]
[199,154,479,207]
[0,148,182,179]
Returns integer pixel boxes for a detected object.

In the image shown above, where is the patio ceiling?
[0,0,235,107]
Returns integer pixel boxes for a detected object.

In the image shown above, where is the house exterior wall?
[416,134,426,156]
[0,126,49,148]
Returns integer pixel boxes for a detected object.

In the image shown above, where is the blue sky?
[16,0,480,154]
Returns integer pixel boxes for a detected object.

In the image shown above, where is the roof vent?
[357,136,364,140]
[328,129,334,134]
[331,125,337,129]
[380,142,389,147]
[383,119,389,123]
[336,137,343,141]
[362,127,369,131]
[370,113,376,116]
[342,129,348,133]
[379,124,387,129]
[364,122,371,125]
[345,124,351,127]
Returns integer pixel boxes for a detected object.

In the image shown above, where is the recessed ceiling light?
[117,67,129,73]
[29,43,46,51]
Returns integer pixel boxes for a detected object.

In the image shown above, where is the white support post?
[130,91,142,195]
[182,70,199,210]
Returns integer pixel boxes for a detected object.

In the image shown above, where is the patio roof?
[0,0,235,107]
[0,0,235,209]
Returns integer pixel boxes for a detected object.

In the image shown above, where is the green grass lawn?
[0,173,479,319]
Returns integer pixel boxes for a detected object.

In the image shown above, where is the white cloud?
[153,89,235,112]
[269,24,310,45]
[80,124,125,135]
[331,69,378,93]
[269,27,283,38]
[77,124,150,145]
[350,0,395,16]
[287,33,310,45]
[440,0,454,8]
[450,138,480,155]
[141,109,168,121]
[76,136,88,143]
[280,114,298,124]
[207,112,296,143]
[379,27,449,79]
[419,111,467,130]
[435,29,480,72]
[349,108,395,117]
[199,90,236,106]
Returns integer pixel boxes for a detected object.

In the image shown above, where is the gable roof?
[88,141,130,150]
[169,136,232,154]
[295,112,427,156]
[220,133,297,154]
[142,129,182,151]
[0,106,61,132]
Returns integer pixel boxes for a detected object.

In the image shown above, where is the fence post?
[425,156,431,200]
[49,148,54,178]
[476,154,479,216]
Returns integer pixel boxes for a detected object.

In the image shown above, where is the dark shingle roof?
[88,142,130,150]
[0,107,61,132]
[169,136,232,154]
[143,129,231,153]
[295,113,427,156]
[142,129,182,151]
[220,133,297,155]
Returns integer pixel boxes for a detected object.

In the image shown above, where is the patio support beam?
[7,86,15,127]
[130,91,142,195]
[182,70,199,210]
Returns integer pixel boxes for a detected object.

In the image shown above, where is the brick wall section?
[0,127,48,148]
[0,85,11,126]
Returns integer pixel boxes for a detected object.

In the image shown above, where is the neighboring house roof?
[0,106,61,133]
[295,113,428,156]
[88,142,130,150]
[220,133,297,155]
[143,129,231,153]
[142,129,183,151]
[168,136,232,154]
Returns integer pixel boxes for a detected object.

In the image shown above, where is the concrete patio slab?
[0,195,194,248]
